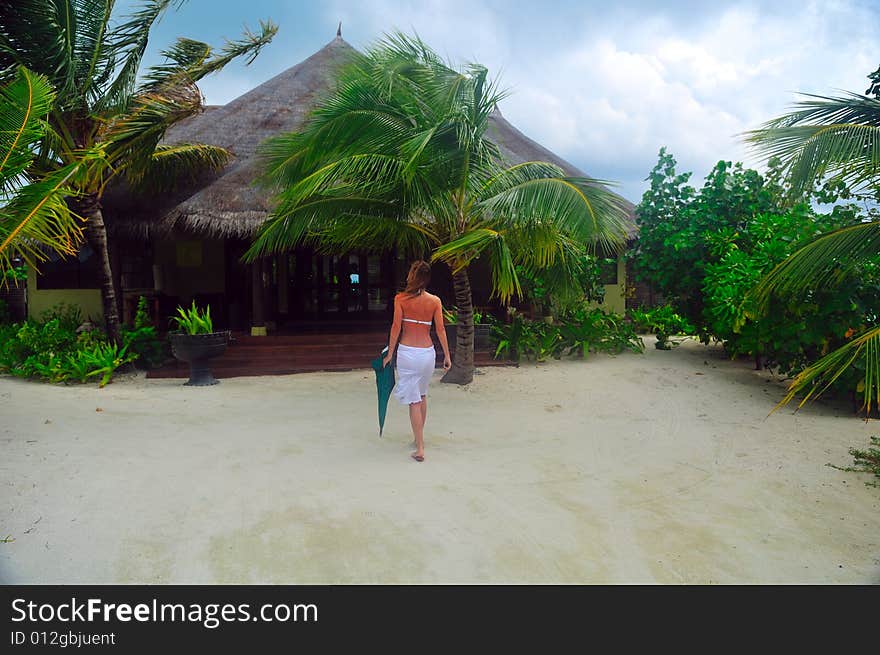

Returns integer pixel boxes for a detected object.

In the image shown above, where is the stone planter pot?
[168,331,230,386]
[441,324,492,352]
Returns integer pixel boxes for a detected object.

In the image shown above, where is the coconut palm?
[0,0,276,343]
[745,80,880,414]
[247,33,631,384]
[0,66,93,275]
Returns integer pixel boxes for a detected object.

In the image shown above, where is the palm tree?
[745,79,880,414]
[0,1,276,343]
[0,66,92,275]
[247,33,631,384]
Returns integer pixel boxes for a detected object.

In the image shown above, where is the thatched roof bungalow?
[29,32,636,335]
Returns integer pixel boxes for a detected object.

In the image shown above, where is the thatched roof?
[107,34,636,239]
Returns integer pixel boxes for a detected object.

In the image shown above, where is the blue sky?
[123,0,880,203]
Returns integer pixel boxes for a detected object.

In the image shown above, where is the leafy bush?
[514,249,608,318]
[170,301,214,335]
[630,305,693,349]
[490,307,643,362]
[632,148,880,404]
[123,296,167,369]
[39,303,83,332]
[0,306,134,386]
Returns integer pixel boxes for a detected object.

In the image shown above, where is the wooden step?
[147,333,509,379]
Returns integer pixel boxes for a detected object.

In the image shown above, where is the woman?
[383,261,452,462]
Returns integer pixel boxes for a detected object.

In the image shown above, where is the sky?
[124,0,880,203]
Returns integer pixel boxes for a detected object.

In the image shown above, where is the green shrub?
[558,306,644,357]
[630,305,693,349]
[0,310,133,386]
[123,296,167,369]
[39,303,83,332]
[490,307,643,361]
[170,301,214,335]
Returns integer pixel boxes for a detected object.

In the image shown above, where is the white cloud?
[313,0,880,201]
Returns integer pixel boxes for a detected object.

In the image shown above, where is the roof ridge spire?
[337,22,342,38]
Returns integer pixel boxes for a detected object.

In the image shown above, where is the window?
[37,246,101,289]
[599,258,619,285]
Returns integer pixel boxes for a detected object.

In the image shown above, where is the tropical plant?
[122,295,166,368]
[630,305,693,350]
[828,436,880,488]
[0,309,134,386]
[632,149,788,334]
[0,66,88,276]
[745,66,880,414]
[0,1,276,345]
[491,311,526,361]
[558,306,644,357]
[170,301,214,335]
[443,306,484,324]
[248,32,630,384]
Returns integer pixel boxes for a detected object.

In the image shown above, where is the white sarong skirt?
[393,344,436,404]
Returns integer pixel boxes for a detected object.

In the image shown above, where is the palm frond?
[99,84,203,171]
[0,161,87,275]
[138,19,277,94]
[750,221,880,314]
[71,0,116,109]
[98,0,183,112]
[744,92,880,195]
[477,167,630,252]
[0,66,57,190]
[244,196,414,261]
[774,324,880,416]
[124,142,230,194]
[0,1,77,96]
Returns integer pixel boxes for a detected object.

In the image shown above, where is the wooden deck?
[146,330,513,379]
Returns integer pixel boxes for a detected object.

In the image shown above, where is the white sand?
[1,337,877,584]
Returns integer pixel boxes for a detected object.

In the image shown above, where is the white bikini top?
[400,289,432,326]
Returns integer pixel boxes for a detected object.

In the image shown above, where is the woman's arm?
[434,298,452,370]
[383,296,402,367]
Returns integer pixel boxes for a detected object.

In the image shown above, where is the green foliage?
[0,307,134,386]
[514,250,608,317]
[828,436,880,488]
[39,303,83,333]
[443,306,484,325]
[558,305,644,356]
[490,307,643,362]
[630,305,693,350]
[632,149,786,333]
[632,146,880,406]
[122,296,166,368]
[170,301,214,335]
[2,265,27,282]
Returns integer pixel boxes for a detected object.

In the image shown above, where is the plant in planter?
[443,307,491,351]
[630,305,693,350]
[168,302,229,386]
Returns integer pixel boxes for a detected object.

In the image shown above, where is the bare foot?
[411,452,424,462]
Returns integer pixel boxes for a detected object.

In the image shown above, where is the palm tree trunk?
[441,266,474,385]
[79,193,122,346]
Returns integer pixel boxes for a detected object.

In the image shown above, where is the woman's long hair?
[403,260,431,295]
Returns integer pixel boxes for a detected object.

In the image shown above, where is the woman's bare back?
[396,291,441,347]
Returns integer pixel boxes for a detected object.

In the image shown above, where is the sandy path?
[1,337,877,584]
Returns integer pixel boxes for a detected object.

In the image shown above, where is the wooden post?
[251,260,266,336]
[277,253,289,316]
